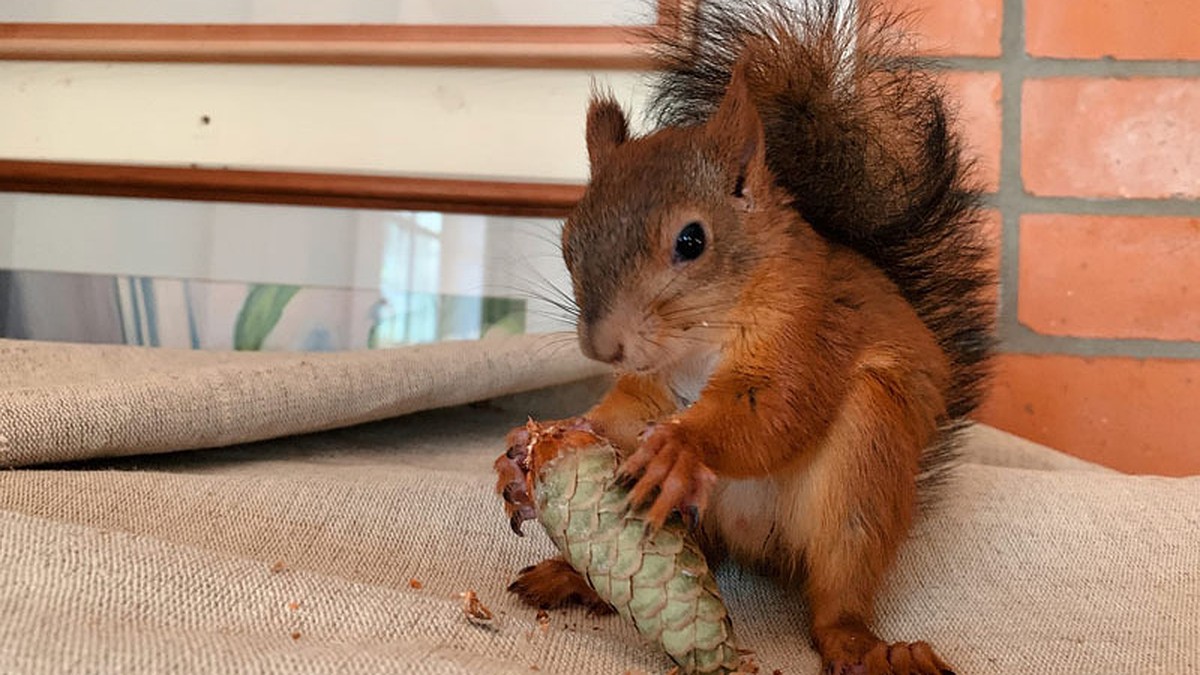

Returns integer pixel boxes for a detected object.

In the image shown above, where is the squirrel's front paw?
[495,417,598,536]
[494,424,537,535]
[618,420,716,531]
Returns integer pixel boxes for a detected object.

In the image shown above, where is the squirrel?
[499,0,995,673]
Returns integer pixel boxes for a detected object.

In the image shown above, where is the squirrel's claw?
[495,426,538,537]
[496,417,600,537]
[620,421,716,532]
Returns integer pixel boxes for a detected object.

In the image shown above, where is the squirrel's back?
[648,0,996,442]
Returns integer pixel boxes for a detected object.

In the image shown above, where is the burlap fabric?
[0,335,1196,674]
[0,334,606,467]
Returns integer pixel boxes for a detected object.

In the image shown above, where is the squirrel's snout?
[603,343,626,365]
[580,324,628,365]
[579,317,627,366]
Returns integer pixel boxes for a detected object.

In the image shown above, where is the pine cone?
[498,420,742,674]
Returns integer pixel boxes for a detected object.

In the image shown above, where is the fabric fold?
[0,334,604,467]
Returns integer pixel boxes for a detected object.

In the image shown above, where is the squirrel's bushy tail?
[649,0,996,439]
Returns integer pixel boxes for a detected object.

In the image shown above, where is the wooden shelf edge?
[0,23,661,69]
[0,159,584,218]
[0,37,654,69]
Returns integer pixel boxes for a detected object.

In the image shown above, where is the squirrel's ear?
[710,61,766,210]
[585,96,629,172]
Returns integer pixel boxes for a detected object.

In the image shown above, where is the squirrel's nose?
[605,342,626,365]
[586,336,625,365]
[579,318,626,365]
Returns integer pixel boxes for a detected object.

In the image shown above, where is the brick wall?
[889,0,1200,475]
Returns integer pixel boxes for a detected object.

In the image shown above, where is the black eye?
[673,221,706,263]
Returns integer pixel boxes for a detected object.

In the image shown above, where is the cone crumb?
[736,657,760,673]
[459,590,495,627]
[408,578,424,589]
[269,560,287,574]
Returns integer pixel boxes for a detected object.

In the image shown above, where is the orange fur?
[586,373,678,455]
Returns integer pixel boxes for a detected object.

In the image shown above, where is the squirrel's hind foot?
[507,557,616,616]
[815,621,955,675]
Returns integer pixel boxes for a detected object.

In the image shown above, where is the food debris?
[458,590,495,627]
[286,601,301,612]
[290,631,301,641]
[734,654,760,673]
[536,609,551,635]
[408,578,424,590]
[772,670,784,675]
[269,560,287,574]
[529,666,541,672]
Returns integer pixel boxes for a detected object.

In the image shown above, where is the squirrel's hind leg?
[780,359,955,675]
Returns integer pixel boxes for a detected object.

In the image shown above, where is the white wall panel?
[0,62,651,182]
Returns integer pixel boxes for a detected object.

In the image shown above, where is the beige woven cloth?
[0,335,1196,674]
[0,334,606,467]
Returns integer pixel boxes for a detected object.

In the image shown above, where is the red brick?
[976,354,1200,476]
[1027,0,1200,60]
[1023,78,1200,199]
[941,71,1002,192]
[882,0,1003,57]
[1019,215,1200,341]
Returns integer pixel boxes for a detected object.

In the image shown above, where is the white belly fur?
[710,477,780,560]
[667,346,721,408]
[709,465,820,575]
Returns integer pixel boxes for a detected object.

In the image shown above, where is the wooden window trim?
[0,0,684,68]
[0,159,584,218]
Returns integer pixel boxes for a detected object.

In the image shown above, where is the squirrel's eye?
[673,221,707,263]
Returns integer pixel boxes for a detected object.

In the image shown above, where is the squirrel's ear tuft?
[585,96,629,172]
[709,59,766,209]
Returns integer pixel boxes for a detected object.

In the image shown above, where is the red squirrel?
[499,1,994,673]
